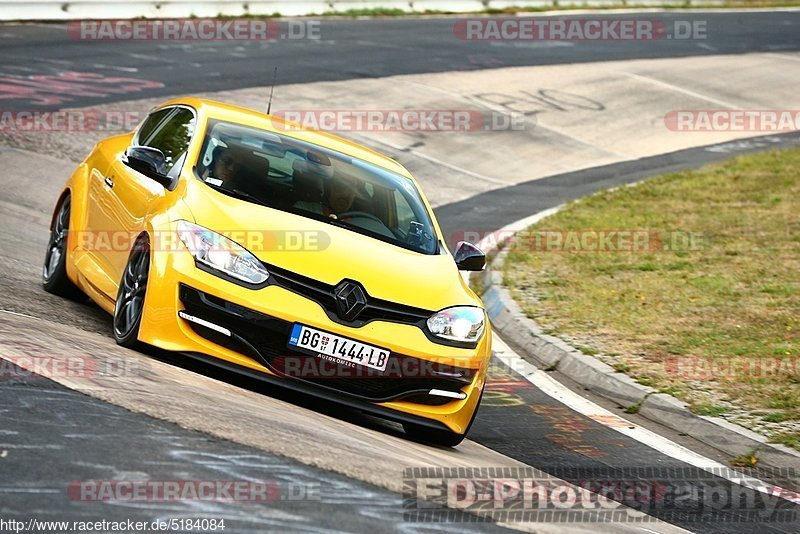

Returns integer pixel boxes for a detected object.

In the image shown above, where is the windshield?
[195,119,438,255]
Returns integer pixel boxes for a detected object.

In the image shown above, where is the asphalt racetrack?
[1,12,799,533]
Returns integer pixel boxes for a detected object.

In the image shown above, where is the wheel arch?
[48,188,72,231]
[59,161,91,233]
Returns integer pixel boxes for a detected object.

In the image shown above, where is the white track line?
[461,205,562,283]
[765,52,800,63]
[0,309,41,321]
[478,205,563,254]
[492,334,800,507]
[366,137,508,185]
[615,71,741,109]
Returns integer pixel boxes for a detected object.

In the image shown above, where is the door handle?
[104,176,114,188]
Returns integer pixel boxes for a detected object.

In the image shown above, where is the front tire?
[42,195,83,300]
[113,236,150,348]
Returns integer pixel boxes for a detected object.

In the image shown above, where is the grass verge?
[203,1,800,19]
[317,2,800,17]
[503,147,800,450]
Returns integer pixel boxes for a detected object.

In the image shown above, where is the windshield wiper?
[290,208,351,229]
[204,182,270,208]
[294,210,430,253]
[231,189,269,207]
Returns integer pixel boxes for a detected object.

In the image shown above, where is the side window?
[142,108,195,175]
[135,108,173,145]
[393,189,415,234]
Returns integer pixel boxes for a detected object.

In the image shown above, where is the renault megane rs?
[42,98,490,446]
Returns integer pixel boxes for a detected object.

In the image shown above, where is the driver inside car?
[295,173,362,219]
[202,145,239,182]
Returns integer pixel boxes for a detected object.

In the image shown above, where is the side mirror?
[454,241,486,271]
[123,146,171,188]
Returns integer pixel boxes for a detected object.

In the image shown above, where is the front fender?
[61,162,89,234]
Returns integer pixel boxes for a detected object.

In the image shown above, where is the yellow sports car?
[43,98,490,446]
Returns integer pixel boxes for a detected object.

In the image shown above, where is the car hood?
[183,181,480,311]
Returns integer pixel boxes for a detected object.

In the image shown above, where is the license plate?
[288,323,390,372]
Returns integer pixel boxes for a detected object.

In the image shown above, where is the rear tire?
[113,236,150,349]
[42,195,83,300]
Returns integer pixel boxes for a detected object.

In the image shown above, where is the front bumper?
[137,246,490,434]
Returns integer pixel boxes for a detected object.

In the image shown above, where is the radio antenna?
[267,67,278,115]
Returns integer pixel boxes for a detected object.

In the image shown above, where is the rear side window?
[141,108,195,175]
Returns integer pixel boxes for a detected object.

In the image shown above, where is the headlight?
[427,306,485,343]
[177,220,269,285]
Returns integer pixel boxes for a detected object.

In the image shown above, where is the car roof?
[156,97,414,180]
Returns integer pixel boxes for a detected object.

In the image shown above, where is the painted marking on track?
[705,136,784,154]
[461,205,562,284]
[585,413,637,429]
[90,63,139,73]
[0,488,60,493]
[489,41,574,49]
[404,80,632,160]
[366,136,508,185]
[478,205,563,254]
[492,334,800,506]
[0,309,40,321]
[765,52,800,63]
[615,71,741,109]
[0,71,164,106]
[696,42,718,52]
[0,444,64,449]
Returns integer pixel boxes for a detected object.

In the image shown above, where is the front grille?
[179,284,473,404]
[264,263,432,327]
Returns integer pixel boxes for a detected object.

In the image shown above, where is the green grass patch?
[320,1,800,17]
[624,402,642,414]
[762,412,790,423]
[636,376,656,387]
[325,7,414,17]
[504,147,800,421]
[206,0,800,19]
[691,403,729,417]
[770,432,800,451]
[730,449,760,468]
[575,345,599,356]
[613,362,632,373]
